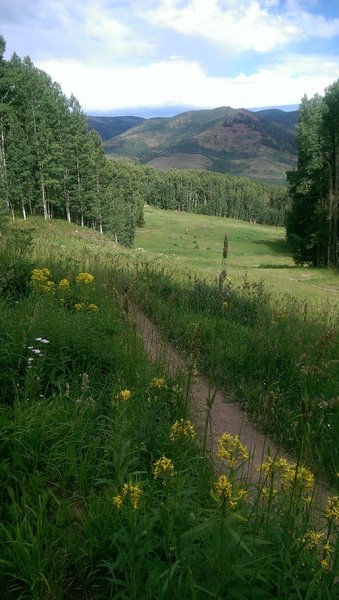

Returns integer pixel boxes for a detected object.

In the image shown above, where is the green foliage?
[287,82,339,267]
[0,39,143,246]
[0,219,338,598]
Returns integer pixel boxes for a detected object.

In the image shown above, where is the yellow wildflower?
[88,303,99,312]
[153,456,174,483]
[31,267,52,282]
[74,303,85,311]
[320,559,329,570]
[116,388,131,401]
[214,475,233,503]
[58,278,70,289]
[76,272,94,285]
[301,530,324,551]
[41,280,55,294]
[323,542,333,554]
[217,433,249,467]
[325,495,339,522]
[170,419,196,441]
[151,377,167,389]
[121,482,143,510]
[112,494,123,509]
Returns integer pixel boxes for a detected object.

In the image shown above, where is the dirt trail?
[130,307,331,507]
[131,309,284,472]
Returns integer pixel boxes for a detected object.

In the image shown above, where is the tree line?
[0,36,144,246]
[287,82,339,267]
[143,168,289,226]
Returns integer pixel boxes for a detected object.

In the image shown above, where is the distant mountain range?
[87,106,298,184]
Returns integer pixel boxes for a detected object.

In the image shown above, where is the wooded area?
[287,83,339,267]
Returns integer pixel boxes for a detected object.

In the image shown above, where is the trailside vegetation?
[0,220,338,598]
[0,36,143,246]
[287,81,339,267]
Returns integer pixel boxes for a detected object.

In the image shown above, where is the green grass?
[0,216,338,598]
[135,206,339,307]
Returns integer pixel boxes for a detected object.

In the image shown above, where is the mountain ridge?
[88,106,298,184]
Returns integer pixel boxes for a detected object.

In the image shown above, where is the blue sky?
[1,0,339,116]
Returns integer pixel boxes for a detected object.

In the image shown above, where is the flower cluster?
[112,482,143,510]
[58,278,70,289]
[74,302,99,312]
[116,388,132,401]
[76,272,94,285]
[151,377,167,389]
[325,495,339,522]
[214,475,248,509]
[170,419,196,441]
[214,475,232,503]
[153,456,174,484]
[259,457,314,494]
[217,433,249,467]
[31,268,55,294]
[301,530,324,551]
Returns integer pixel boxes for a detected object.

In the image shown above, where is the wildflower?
[153,456,174,483]
[88,303,99,312]
[170,419,196,441]
[215,475,232,503]
[222,301,228,309]
[74,303,85,311]
[112,482,143,510]
[41,280,55,294]
[301,530,324,551]
[58,278,70,289]
[31,348,42,355]
[112,494,123,509]
[323,542,333,554]
[217,433,249,467]
[76,272,94,285]
[325,495,339,522]
[151,377,167,389]
[320,559,329,570]
[121,482,143,509]
[31,267,52,282]
[259,457,314,494]
[116,388,131,401]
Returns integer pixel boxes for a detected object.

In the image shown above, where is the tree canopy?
[287,83,339,267]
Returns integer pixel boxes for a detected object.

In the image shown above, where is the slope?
[103,106,298,184]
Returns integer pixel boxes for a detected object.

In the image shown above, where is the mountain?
[87,115,145,141]
[88,106,298,184]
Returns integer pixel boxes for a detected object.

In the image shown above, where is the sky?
[1,0,339,117]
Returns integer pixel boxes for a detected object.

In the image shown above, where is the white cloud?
[142,0,339,53]
[36,53,339,113]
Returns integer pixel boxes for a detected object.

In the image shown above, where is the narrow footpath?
[129,305,330,507]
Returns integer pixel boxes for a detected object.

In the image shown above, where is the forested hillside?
[103,106,297,183]
[0,36,143,246]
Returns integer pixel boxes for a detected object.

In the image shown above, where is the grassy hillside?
[135,206,339,307]
[0,215,338,598]
[103,107,297,184]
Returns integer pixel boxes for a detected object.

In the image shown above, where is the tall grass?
[0,219,338,599]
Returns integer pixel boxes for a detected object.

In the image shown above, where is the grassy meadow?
[0,214,338,598]
[135,206,339,307]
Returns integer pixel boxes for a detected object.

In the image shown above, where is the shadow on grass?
[257,263,296,269]
[252,238,291,255]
